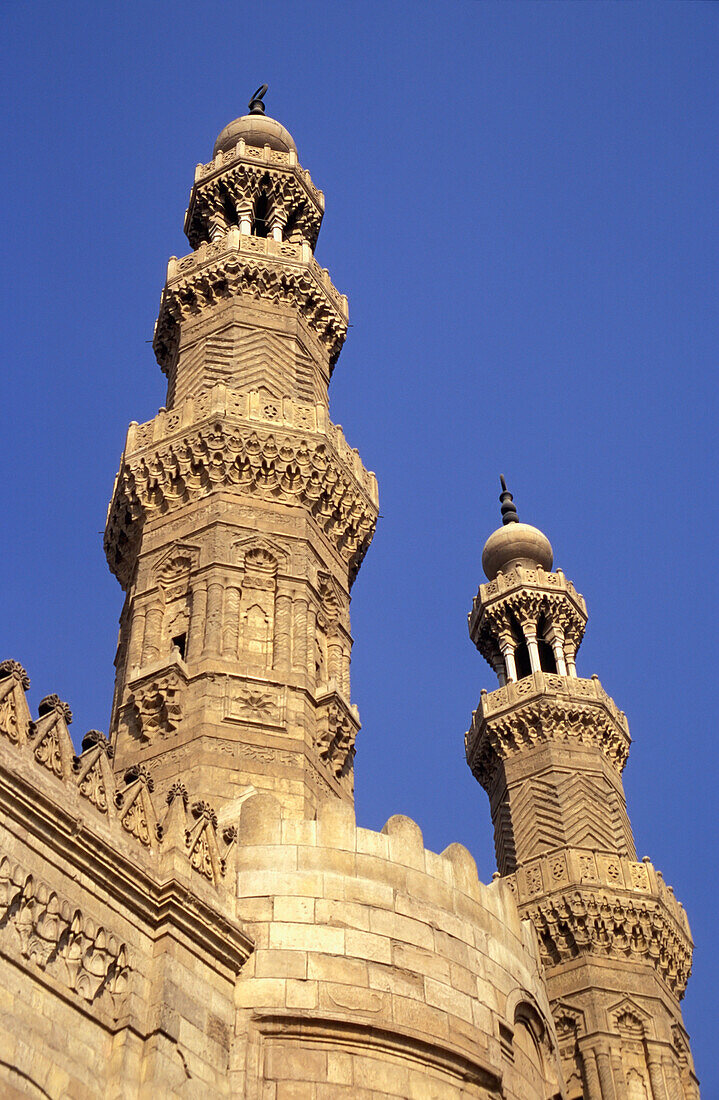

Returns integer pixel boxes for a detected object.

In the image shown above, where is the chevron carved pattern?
[507,777,564,863]
[492,798,517,874]
[556,772,615,852]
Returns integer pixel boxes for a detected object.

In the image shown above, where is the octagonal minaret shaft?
[104,90,378,818]
[465,480,696,1100]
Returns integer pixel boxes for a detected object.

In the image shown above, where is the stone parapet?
[466,672,631,789]
[233,794,565,1099]
[192,138,325,213]
[510,856,693,1000]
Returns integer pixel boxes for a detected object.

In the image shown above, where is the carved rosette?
[466,672,630,791]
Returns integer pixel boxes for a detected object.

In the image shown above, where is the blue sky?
[2,1,717,1086]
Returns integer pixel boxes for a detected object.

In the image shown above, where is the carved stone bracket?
[126,666,186,743]
[314,688,360,783]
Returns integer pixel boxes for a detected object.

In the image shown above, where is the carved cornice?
[104,417,379,590]
[469,567,588,664]
[154,232,348,372]
[186,155,324,249]
[505,852,693,999]
[466,673,631,789]
[191,140,325,211]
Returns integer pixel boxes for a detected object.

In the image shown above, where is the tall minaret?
[465,481,698,1100]
[104,89,378,818]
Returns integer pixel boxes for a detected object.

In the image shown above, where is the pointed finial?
[499,475,519,525]
[248,84,268,115]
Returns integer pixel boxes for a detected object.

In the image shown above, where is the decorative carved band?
[186,160,323,250]
[514,876,693,998]
[466,673,631,789]
[0,854,129,1011]
[104,421,379,589]
[154,234,348,372]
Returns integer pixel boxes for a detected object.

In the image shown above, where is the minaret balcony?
[504,849,693,1000]
[465,671,631,789]
[154,231,348,374]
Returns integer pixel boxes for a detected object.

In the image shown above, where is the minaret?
[104,89,378,818]
[465,481,698,1100]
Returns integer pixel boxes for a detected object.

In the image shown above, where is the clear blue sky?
[2,1,717,1087]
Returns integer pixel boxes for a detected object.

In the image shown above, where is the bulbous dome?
[482,522,553,580]
[213,113,297,157]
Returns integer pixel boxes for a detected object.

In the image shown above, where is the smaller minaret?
[465,481,697,1100]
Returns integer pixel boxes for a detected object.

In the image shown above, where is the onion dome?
[213,84,297,157]
[481,477,553,580]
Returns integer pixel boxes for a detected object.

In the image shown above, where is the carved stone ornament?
[105,422,378,590]
[315,692,360,780]
[154,238,345,372]
[128,669,184,742]
[0,659,30,690]
[38,694,73,723]
[0,855,129,1011]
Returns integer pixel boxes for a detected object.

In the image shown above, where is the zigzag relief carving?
[506,778,564,863]
[105,424,378,590]
[556,772,618,853]
[154,248,347,372]
[0,855,129,1011]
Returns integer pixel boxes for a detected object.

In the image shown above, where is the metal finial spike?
[248,84,268,115]
[499,474,519,525]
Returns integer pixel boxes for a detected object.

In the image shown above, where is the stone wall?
[232,794,563,1099]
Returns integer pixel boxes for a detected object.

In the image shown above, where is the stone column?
[490,647,506,687]
[127,603,146,671]
[238,200,253,235]
[141,604,163,664]
[269,206,287,242]
[188,580,207,661]
[328,635,342,685]
[646,1048,669,1100]
[546,625,568,676]
[498,631,517,683]
[578,1042,603,1100]
[522,620,541,673]
[273,592,292,675]
[204,580,224,656]
[662,1057,683,1100]
[595,1048,617,1100]
[222,586,241,658]
[307,605,318,679]
[565,638,578,677]
[340,645,350,696]
[292,597,308,673]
